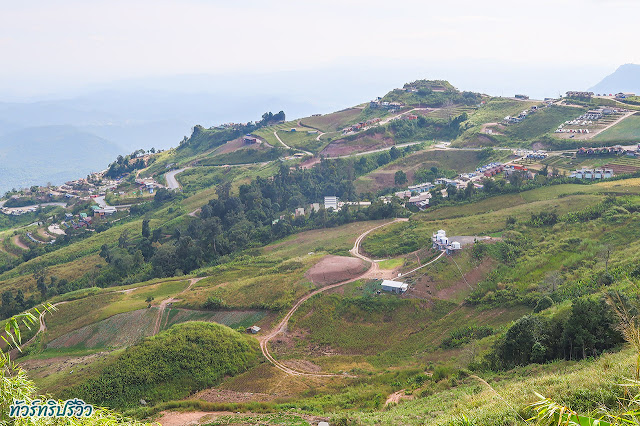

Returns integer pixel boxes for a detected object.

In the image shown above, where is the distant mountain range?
[589,63,640,94]
[0,125,122,195]
[0,63,635,194]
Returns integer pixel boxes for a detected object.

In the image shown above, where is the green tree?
[142,218,150,239]
[394,170,408,186]
[389,146,400,160]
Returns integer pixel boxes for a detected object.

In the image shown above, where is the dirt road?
[258,218,409,377]
[151,277,203,335]
[273,130,313,156]
[8,301,68,358]
[12,235,28,250]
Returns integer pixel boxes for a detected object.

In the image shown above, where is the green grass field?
[274,128,327,153]
[503,105,585,140]
[594,113,640,143]
[468,98,539,124]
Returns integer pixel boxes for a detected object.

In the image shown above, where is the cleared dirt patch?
[385,389,413,406]
[12,235,28,250]
[282,359,322,373]
[204,137,269,158]
[156,411,221,426]
[305,255,367,286]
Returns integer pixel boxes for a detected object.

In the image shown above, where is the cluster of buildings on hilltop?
[1,205,40,216]
[369,97,405,111]
[242,135,261,144]
[66,212,93,229]
[555,107,628,135]
[615,92,636,100]
[432,229,462,254]
[270,197,371,222]
[341,117,381,134]
[391,160,546,210]
[377,231,463,296]
[503,104,542,124]
[566,91,636,101]
[566,91,594,100]
[213,122,256,131]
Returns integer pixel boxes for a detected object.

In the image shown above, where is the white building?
[408,182,434,193]
[324,196,339,211]
[381,280,408,294]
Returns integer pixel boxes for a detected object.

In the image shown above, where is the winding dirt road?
[8,301,68,359]
[151,277,203,335]
[273,130,313,156]
[258,218,409,377]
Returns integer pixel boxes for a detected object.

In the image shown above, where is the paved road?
[94,196,107,208]
[258,218,409,377]
[165,168,188,190]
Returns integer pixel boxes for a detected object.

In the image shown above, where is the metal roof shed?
[381,280,408,294]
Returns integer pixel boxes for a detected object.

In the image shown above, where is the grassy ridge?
[594,113,640,142]
[71,322,261,409]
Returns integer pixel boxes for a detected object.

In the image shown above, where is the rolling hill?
[590,63,640,94]
[4,75,640,426]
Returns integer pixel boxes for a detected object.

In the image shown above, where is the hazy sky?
[1,0,638,98]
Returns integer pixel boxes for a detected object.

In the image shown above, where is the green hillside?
[71,322,260,408]
[594,112,640,143]
[4,78,640,426]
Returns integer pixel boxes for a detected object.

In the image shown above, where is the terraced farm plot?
[427,105,476,120]
[286,295,527,369]
[43,280,189,342]
[542,154,640,173]
[320,133,395,157]
[300,108,364,132]
[251,120,304,147]
[46,307,266,350]
[0,254,106,297]
[541,153,621,171]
